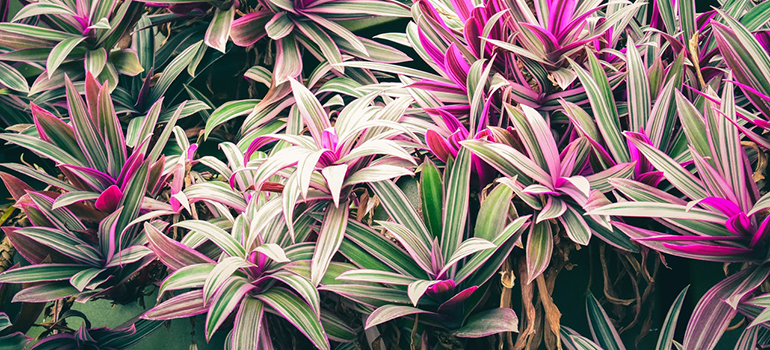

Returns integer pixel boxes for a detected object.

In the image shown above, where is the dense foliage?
[1,0,770,349]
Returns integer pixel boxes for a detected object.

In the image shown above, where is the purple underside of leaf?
[145,222,215,270]
[230,11,271,47]
[660,243,754,256]
[436,285,477,314]
[452,308,518,338]
[94,185,122,212]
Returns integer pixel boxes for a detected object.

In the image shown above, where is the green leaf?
[453,308,519,338]
[625,133,708,199]
[0,264,87,284]
[370,180,433,251]
[312,204,349,286]
[70,268,105,291]
[148,41,203,102]
[558,206,591,245]
[441,148,471,260]
[0,132,84,167]
[525,221,552,284]
[48,37,85,77]
[269,270,320,317]
[570,54,630,163]
[421,158,443,239]
[364,305,436,329]
[675,90,711,163]
[175,220,246,258]
[655,286,689,350]
[257,288,330,350]
[203,257,251,303]
[294,20,343,72]
[65,76,109,172]
[205,99,261,139]
[115,162,148,237]
[342,220,428,279]
[456,216,530,285]
[109,49,144,76]
[205,7,234,53]
[148,101,186,164]
[205,277,253,340]
[0,61,29,93]
[586,293,626,350]
[232,298,264,350]
[85,48,107,76]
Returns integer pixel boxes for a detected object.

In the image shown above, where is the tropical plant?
[0,0,143,94]
[587,82,770,348]
[142,196,333,349]
[331,149,526,345]
[1,0,770,349]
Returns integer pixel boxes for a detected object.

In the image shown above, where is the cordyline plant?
[329,149,525,345]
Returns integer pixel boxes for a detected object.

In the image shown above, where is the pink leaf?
[94,185,122,212]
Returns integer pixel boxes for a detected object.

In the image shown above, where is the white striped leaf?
[0,264,87,283]
[655,286,688,350]
[205,276,254,340]
[570,53,630,163]
[268,270,320,317]
[336,269,418,285]
[175,220,245,258]
[203,256,251,303]
[441,148,471,260]
[205,7,234,53]
[12,3,76,22]
[48,37,85,78]
[525,221,552,284]
[311,204,348,286]
[438,238,495,278]
[587,293,626,350]
[370,180,433,250]
[407,280,440,306]
[143,290,207,320]
[159,264,216,295]
[232,297,264,350]
[0,61,29,93]
[625,132,708,199]
[265,12,294,40]
[365,304,436,329]
[257,287,330,350]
